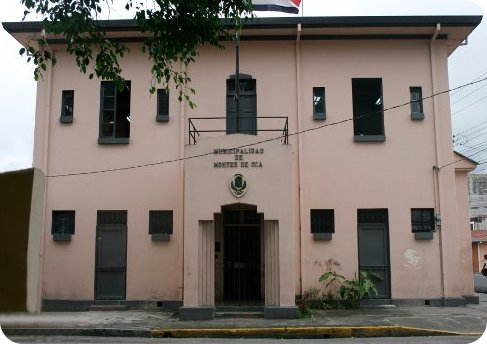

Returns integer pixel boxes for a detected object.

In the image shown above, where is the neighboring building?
[2,13,482,319]
[470,174,487,230]
[0,168,44,313]
[472,230,487,273]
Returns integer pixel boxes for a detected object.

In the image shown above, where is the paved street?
[1,291,486,343]
[5,335,485,344]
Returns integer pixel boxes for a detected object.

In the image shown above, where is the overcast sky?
[0,0,486,173]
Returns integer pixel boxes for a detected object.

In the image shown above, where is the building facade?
[3,14,481,319]
[470,174,487,230]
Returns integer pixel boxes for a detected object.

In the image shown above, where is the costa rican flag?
[252,0,301,14]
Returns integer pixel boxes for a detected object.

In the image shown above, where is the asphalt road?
[5,336,484,344]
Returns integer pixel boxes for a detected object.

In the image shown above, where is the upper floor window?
[410,87,424,120]
[60,90,74,123]
[99,81,131,144]
[313,87,326,120]
[352,78,385,142]
[156,89,169,122]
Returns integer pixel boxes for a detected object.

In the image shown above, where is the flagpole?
[235,32,240,133]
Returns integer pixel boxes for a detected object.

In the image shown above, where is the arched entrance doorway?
[215,203,263,305]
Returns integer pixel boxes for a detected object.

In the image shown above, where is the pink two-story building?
[3,12,481,319]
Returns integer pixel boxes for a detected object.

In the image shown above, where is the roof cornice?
[2,15,483,34]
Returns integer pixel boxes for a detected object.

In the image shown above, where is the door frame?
[94,210,128,300]
[219,204,263,305]
[226,73,257,135]
[357,210,391,299]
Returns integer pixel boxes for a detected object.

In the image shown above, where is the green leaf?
[19,47,26,55]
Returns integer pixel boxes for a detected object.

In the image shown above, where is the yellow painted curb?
[150,326,483,338]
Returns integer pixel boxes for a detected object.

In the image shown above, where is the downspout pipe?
[295,23,304,296]
[430,23,446,305]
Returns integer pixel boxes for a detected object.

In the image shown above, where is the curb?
[4,326,482,339]
[2,328,151,338]
[150,326,484,338]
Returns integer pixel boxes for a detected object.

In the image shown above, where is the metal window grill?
[52,210,75,235]
[310,209,335,233]
[411,208,434,233]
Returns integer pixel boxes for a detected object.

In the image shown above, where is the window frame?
[411,208,435,240]
[313,86,326,120]
[410,86,424,120]
[352,78,385,142]
[60,90,74,123]
[310,209,335,240]
[98,81,131,144]
[149,210,173,241]
[156,88,170,122]
[51,210,75,241]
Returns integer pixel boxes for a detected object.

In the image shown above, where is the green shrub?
[319,270,380,309]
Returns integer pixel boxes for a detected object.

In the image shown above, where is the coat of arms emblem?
[230,173,247,198]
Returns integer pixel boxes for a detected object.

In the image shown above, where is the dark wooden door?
[95,211,127,300]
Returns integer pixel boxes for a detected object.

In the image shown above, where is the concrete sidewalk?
[1,294,486,339]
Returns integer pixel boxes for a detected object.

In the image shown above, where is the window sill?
[414,232,433,240]
[53,233,72,241]
[60,116,73,124]
[98,137,130,144]
[151,233,171,241]
[411,112,425,120]
[156,114,169,122]
[313,113,326,120]
[313,233,333,241]
[354,135,386,142]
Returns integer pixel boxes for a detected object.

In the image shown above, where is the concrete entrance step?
[89,305,127,311]
[215,305,264,318]
[215,311,264,319]
[215,305,264,312]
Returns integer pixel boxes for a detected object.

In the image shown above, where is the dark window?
[52,211,75,238]
[313,87,326,120]
[411,208,434,233]
[99,81,131,143]
[226,75,257,135]
[156,89,169,122]
[60,90,74,123]
[352,78,385,140]
[410,87,424,119]
[357,209,388,224]
[149,210,173,235]
[98,210,127,226]
[310,209,335,233]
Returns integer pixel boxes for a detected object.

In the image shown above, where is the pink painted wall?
[32,33,475,302]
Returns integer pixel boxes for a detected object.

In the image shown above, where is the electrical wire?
[46,76,487,178]
[452,94,487,116]
[451,83,487,106]
[454,119,487,137]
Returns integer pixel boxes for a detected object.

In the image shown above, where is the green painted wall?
[0,168,34,312]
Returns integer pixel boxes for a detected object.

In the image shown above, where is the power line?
[454,119,487,137]
[46,76,487,178]
[452,94,487,116]
[455,141,487,155]
[454,125,487,144]
[451,83,487,106]
[450,71,487,97]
